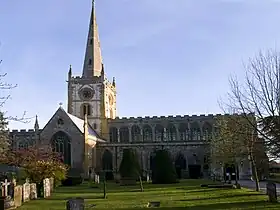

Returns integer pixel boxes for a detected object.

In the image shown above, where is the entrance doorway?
[188,165,201,179]
[224,163,239,181]
[175,154,186,179]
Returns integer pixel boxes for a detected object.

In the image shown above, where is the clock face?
[80,88,94,100]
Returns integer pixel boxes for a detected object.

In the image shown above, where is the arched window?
[88,59,92,65]
[82,104,91,117]
[51,131,71,166]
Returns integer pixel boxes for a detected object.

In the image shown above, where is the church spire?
[82,0,103,78]
[34,115,39,131]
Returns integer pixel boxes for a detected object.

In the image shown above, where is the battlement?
[110,113,248,122]
[8,129,42,133]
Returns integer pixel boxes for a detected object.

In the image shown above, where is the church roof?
[65,111,104,142]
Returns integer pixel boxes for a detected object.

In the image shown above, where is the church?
[9,3,257,181]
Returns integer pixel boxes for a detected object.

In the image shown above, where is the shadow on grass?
[176,193,264,202]
[112,200,279,210]
[46,195,104,200]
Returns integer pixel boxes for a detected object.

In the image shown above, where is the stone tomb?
[267,182,278,203]
[66,197,85,210]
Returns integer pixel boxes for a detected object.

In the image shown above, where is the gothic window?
[93,123,97,130]
[51,131,71,166]
[143,125,152,142]
[88,59,92,65]
[18,141,28,150]
[90,39,93,45]
[155,124,164,142]
[179,123,188,141]
[131,125,141,142]
[57,118,64,126]
[109,127,118,142]
[166,124,177,141]
[82,104,91,117]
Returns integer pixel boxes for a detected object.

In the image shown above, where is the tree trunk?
[139,175,144,192]
[250,155,260,191]
[234,162,238,185]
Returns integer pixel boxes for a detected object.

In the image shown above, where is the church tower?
[67,1,116,139]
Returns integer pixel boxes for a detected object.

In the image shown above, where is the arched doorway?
[175,153,186,179]
[51,131,71,166]
[102,150,114,180]
[224,163,239,182]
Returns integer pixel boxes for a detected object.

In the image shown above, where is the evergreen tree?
[119,148,140,179]
[152,149,177,184]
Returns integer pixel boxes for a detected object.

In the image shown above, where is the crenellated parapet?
[106,113,249,144]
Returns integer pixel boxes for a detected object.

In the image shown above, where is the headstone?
[94,175,99,184]
[49,178,54,192]
[147,201,160,207]
[22,181,31,202]
[0,179,10,197]
[66,197,85,210]
[14,186,22,207]
[267,182,278,203]
[146,174,150,182]
[43,178,51,198]
[30,183,37,200]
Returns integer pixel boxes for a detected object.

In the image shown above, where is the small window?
[90,39,93,45]
[88,59,92,65]
[82,104,91,116]
[93,123,97,129]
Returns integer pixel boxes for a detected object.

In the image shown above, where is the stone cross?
[1,179,11,197]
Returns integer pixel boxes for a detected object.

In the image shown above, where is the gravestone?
[43,178,51,198]
[146,174,150,182]
[267,182,278,203]
[147,201,160,207]
[22,180,31,202]
[49,178,54,192]
[30,183,37,200]
[66,197,85,210]
[1,179,10,197]
[94,174,99,184]
[14,186,22,207]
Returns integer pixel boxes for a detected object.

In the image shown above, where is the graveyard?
[10,179,280,210]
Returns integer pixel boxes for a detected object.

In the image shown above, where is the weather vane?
[59,102,63,107]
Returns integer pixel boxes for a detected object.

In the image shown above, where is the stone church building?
[9,4,257,180]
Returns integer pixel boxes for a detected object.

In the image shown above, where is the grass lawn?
[18,179,280,210]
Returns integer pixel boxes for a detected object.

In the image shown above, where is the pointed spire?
[112,77,116,87]
[82,0,103,78]
[68,64,72,79]
[34,115,39,130]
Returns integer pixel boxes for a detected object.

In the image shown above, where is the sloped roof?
[65,111,104,142]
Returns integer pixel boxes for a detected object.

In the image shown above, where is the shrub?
[152,149,177,184]
[119,149,140,179]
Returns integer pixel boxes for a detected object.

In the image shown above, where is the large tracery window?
[51,131,71,166]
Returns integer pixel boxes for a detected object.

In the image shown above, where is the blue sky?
[1,0,280,129]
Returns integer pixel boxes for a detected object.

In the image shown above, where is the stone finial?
[112,77,116,87]
[34,115,39,131]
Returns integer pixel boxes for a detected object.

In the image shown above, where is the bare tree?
[211,114,262,191]
[0,58,32,154]
[220,49,280,159]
